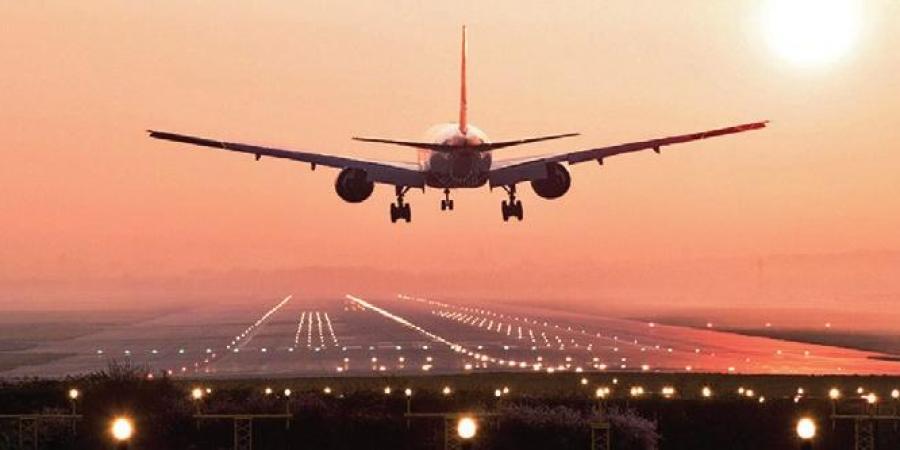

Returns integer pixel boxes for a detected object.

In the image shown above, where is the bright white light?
[702,386,712,398]
[111,417,134,442]
[796,417,816,440]
[68,388,80,400]
[763,0,860,66]
[457,416,477,440]
[191,388,204,400]
[891,389,899,400]
[829,388,841,400]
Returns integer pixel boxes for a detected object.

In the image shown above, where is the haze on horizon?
[1,1,899,331]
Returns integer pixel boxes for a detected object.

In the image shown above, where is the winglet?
[459,25,468,136]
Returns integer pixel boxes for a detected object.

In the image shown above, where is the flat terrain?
[2,294,899,378]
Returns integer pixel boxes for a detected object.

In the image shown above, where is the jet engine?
[335,168,374,203]
[530,162,571,199]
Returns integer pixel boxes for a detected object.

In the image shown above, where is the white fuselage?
[419,123,492,188]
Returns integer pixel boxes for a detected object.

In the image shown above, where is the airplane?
[148,26,767,223]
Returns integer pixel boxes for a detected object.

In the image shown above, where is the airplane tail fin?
[459,25,468,135]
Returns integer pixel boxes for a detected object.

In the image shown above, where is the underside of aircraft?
[148,26,767,223]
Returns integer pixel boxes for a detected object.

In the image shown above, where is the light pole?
[404,388,413,414]
[68,388,80,433]
[796,417,816,450]
[893,389,899,427]
[68,389,80,415]
[828,388,840,429]
[111,416,134,450]
[283,388,292,415]
[191,387,204,415]
[594,387,608,413]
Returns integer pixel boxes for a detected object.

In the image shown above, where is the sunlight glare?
[763,0,860,66]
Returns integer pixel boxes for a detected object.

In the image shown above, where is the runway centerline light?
[457,416,477,440]
[111,417,134,442]
[796,417,816,440]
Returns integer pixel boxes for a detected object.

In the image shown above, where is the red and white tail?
[459,25,468,135]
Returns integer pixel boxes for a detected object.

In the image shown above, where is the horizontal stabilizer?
[352,132,579,152]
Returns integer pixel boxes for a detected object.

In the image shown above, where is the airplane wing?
[147,130,426,187]
[488,121,768,187]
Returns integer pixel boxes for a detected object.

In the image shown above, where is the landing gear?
[501,185,524,221]
[440,188,455,211]
[390,186,412,223]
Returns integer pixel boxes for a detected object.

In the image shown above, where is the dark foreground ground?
[2,364,900,450]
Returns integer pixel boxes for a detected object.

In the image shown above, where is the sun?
[763,0,861,66]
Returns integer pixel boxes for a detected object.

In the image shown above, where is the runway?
[3,294,899,378]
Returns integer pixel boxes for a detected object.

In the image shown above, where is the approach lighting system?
[796,417,816,440]
[457,416,478,440]
[111,417,134,442]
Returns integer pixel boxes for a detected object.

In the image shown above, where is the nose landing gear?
[440,188,455,211]
[390,186,412,223]
[501,185,523,221]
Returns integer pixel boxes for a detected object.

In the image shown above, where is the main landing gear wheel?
[440,188,454,211]
[390,186,412,223]
[390,203,411,223]
[500,185,524,222]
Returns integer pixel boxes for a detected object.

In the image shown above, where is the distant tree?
[596,406,660,450]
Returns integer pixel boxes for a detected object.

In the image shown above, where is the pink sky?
[2,2,899,321]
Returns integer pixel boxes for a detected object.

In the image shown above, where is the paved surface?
[3,294,899,378]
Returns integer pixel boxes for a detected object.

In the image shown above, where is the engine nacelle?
[335,168,374,203]
[530,162,571,199]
